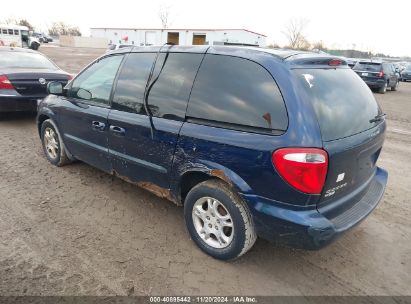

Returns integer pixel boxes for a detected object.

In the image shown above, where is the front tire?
[30,42,40,50]
[41,119,71,166]
[184,179,257,260]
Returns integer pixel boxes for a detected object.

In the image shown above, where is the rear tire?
[391,80,398,91]
[184,179,257,260]
[41,119,71,167]
[378,82,387,94]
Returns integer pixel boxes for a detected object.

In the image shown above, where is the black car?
[353,61,399,93]
[400,65,411,82]
[44,35,53,43]
[0,47,72,113]
[32,32,48,43]
[37,46,387,260]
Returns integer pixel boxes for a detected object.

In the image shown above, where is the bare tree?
[48,22,81,37]
[267,42,281,49]
[158,5,172,29]
[312,40,326,51]
[18,19,34,31]
[282,18,310,50]
[4,16,19,25]
[1,17,34,30]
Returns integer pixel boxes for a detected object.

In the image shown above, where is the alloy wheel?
[44,127,59,159]
[192,197,234,249]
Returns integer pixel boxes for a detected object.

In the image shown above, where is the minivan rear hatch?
[292,67,386,207]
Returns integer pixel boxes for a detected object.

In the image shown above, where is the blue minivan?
[37,45,388,260]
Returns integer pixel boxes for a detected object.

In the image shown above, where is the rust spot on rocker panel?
[111,170,181,206]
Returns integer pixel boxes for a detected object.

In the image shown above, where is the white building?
[90,28,266,47]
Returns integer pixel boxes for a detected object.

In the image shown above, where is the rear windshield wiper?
[369,113,386,123]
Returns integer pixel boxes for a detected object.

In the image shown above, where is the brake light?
[377,71,384,77]
[272,148,328,194]
[0,75,14,90]
[328,59,342,66]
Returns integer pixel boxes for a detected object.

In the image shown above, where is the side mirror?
[47,81,63,95]
[77,88,92,100]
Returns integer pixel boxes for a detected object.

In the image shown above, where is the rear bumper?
[0,96,41,112]
[242,167,388,250]
[363,79,386,89]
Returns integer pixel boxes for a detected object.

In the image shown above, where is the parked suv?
[37,46,388,260]
[353,61,399,93]
[400,65,411,82]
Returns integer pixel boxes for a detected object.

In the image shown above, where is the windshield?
[293,68,380,141]
[353,62,382,72]
[0,52,58,69]
[405,65,411,71]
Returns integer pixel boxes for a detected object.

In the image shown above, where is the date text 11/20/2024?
[149,296,257,303]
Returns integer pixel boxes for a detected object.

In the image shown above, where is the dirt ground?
[0,45,410,296]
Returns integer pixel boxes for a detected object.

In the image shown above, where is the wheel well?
[180,171,216,204]
[37,114,49,136]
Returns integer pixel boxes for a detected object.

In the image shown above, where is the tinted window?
[14,30,19,35]
[293,68,380,141]
[187,54,288,133]
[8,29,13,35]
[70,55,123,105]
[147,53,203,121]
[112,52,155,114]
[1,29,6,34]
[353,62,382,72]
[0,52,58,69]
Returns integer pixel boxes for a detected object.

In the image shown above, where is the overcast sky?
[1,0,410,57]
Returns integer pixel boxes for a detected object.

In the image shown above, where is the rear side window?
[187,54,288,133]
[383,64,393,73]
[147,53,203,121]
[112,52,155,114]
[293,68,380,141]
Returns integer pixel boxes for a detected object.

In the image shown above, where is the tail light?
[377,71,384,78]
[272,148,328,194]
[67,74,74,80]
[0,75,14,90]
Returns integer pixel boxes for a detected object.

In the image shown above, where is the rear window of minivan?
[293,68,380,141]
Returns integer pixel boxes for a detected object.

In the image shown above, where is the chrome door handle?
[91,121,106,131]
